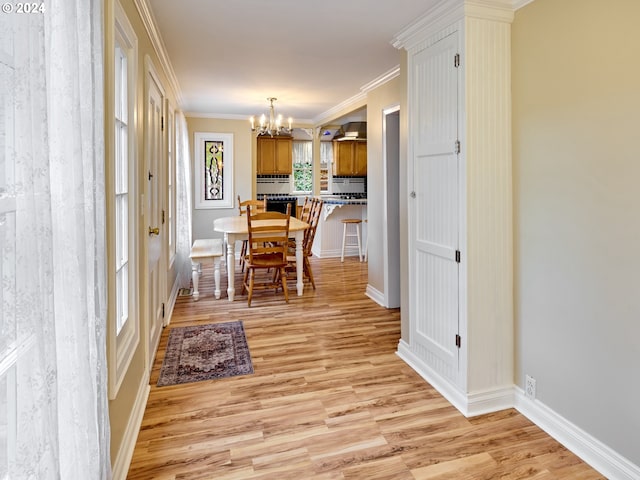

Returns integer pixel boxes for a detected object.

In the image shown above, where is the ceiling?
[146,0,440,124]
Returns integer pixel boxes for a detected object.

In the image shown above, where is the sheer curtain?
[174,112,193,288]
[0,0,111,478]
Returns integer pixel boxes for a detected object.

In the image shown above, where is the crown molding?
[360,65,400,94]
[392,0,516,51]
[185,111,313,125]
[513,0,535,9]
[312,65,399,126]
[313,91,367,126]
[133,0,183,107]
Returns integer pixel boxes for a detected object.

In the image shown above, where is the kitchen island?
[311,196,367,259]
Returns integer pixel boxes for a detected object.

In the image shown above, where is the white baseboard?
[165,277,181,327]
[397,339,640,479]
[397,340,469,413]
[111,373,151,480]
[515,389,640,480]
[365,284,385,306]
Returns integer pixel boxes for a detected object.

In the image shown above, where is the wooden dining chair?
[279,197,323,290]
[237,195,267,271]
[241,204,291,307]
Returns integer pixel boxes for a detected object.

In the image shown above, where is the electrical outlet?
[525,374,536,400]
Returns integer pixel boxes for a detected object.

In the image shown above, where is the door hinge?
[455,250,461,263]
[454,53,460,68]
[162,210,165,224]
[161,116,164,131]
[455,140,461,154]
[162,303,165,318]
[148,170,153,181]
[455,334,462,348]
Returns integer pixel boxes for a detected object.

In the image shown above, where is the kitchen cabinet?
[257,135,292,175]
[333,140,367,176]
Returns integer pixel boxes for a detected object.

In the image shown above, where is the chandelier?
[250,97,292,136]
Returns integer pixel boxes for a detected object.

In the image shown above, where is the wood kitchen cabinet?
[332,140,367,176]
[257,135,292,174]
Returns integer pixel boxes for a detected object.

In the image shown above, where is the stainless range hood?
[332,121,367,141]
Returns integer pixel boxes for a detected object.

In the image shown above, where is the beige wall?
[513,0,640,464]
[365,77,402,301]
[186,117,254,241]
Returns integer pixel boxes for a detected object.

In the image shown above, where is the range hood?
[332,121,367,141]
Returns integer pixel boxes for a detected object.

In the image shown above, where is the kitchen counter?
[319,195,367,206]
[311,198,367,259]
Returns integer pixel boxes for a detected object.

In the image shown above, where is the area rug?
[157,321,253,386]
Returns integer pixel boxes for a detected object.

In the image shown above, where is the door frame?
[382,105,401,308]
[143,55,166,371]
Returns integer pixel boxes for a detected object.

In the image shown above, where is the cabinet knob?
[410,191,416,198]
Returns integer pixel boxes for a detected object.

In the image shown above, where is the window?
[114,43,129,335]
[109,1,139,398]
[292,140,313,193]
[320,141,333,193]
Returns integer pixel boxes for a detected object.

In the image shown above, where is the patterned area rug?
[157,321,253,387]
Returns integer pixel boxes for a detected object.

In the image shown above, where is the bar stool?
[363,219,368,262]
[341,218,363,262]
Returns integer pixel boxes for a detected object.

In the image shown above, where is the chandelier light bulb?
[250,98,292,137]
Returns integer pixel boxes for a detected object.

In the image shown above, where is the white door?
[145,68,164,368]
[409,32,460,384]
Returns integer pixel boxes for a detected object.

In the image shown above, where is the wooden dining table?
[213,215,309,301]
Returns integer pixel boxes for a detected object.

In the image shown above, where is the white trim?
[132,0,183,106]
[109,0,140,400]
[397,341,639,479]
[381,104,401,309]
[397,340,469,413]
[164,272,181,328]
[313,92,367,126]
[360,66,400,94]
[365,284,385,307]
[513,0,535,10]
[397,340,514,417]
[111,379,150,480]
[392,0,514,51]
[515,389,640,480]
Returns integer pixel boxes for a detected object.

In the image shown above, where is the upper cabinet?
[257,135,292,175]
[333,140,367,176]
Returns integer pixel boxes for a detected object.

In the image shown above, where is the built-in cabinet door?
[333,140,367,176]
[257,136,292,174]
[409,31,460,385]
[354,141,367,175]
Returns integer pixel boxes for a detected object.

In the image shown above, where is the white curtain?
[174,112,193,287]
[0,0,111,478]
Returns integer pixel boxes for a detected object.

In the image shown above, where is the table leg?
[295,231,304,296]
[191,261,200,301]
[213,257,221,299]
[225,233,236,301]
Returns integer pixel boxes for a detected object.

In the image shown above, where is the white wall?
[513,0,640,465]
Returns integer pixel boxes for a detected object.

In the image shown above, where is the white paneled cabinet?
[394,1,514,416]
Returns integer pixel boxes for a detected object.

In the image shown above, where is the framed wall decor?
[194,132,234,209]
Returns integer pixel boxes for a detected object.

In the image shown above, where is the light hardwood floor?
[127,257,604,479]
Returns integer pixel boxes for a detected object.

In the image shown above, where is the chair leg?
[280,268,289,303]
[242,267,249,295]
[240,240,247,272]
[247,269,254,307]
[304,256,316,289]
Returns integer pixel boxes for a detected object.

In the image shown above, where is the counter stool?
[341,218,363,262]
[363,219,368,262]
